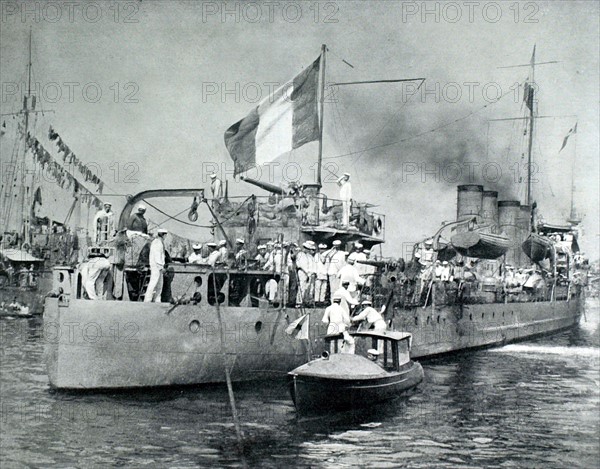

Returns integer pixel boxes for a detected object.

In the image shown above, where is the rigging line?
[323,86,512,162]
[327,47,356,69]
[332,78,426,86]
[141,200,212,229]
[154,206,192,228]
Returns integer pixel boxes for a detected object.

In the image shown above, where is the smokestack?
[481,190,499,228]
[456,185,483,220]
[498,200,521,267]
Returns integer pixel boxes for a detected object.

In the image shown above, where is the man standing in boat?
[326,240,345,294]
[338,173,352,226]
[322,292,355,354]
[333,281,359,319]
[144,228,168,302]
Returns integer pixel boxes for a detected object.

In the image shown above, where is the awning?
[1,249,43,262]
[538,222,573,233]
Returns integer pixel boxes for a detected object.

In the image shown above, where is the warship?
[43,45,585,389]
[1,31,90,316]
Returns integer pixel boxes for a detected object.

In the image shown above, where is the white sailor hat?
[332,240,342,246]
[157,228,168,235]
[210,173,217,179]
[424,239,433,245]
[346,255,356,263]
[354,242,363,249]
[258,244,266,250]
[442,261,448,265]
[236,238,245,244]
[318,243,327,249]
[332,292,343,301]
[367,348,381,356]
[302,241,314,250]
[207,242,217,247]
[218,240,227,246]
[137,205,146,211]
[192,244,202,250]
[361,300,372,305]
[266,241,274,246]
[103,202,112,206]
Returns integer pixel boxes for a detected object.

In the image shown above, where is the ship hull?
[43,292,582,389]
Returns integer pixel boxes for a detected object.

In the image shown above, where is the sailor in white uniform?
[188,244,204,264]
[351,300,387,332]
[326,240,346,295]
[144,228,168,302]
[338,173,352,226]
[322,292,355,354]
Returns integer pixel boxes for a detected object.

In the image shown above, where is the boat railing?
[213,195,385,240]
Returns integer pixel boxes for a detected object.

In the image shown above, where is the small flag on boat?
[285,314,310,340]
[559,123,577,152]
[224,57,321,176]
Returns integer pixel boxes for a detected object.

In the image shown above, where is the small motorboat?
[288,331,424,414]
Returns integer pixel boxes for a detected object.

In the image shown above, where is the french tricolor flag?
[224,57,321,176]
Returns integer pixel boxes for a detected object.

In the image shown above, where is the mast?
[526,45,535,206]
[568,129,580,225]
[18,27,34,245]
[316,44,326,187]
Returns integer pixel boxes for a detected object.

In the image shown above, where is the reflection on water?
[1,300,599,468]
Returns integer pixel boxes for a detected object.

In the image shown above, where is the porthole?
[189,320,201,333]
[255,321,263,333]
[469,313,472,321]
[58,272,65,282]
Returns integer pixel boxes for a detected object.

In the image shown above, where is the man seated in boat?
[322,292,355,354]
[351,300,387,332]
[367,348,381,362]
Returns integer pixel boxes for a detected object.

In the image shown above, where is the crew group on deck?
[402,236,582,308]
[185,238,377,309]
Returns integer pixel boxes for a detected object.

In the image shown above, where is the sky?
[1,0,598,258]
